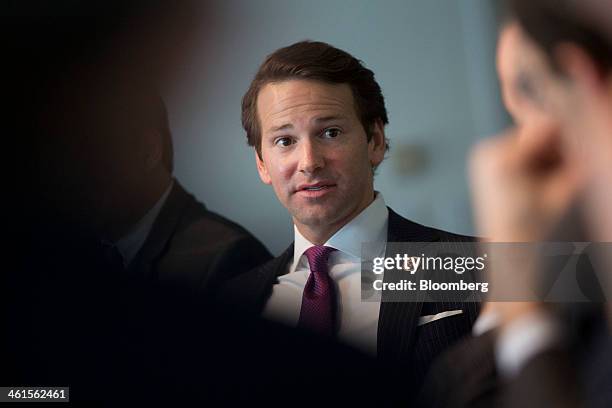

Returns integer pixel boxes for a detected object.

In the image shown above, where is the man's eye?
[274,137,293,147]
[322,128,341,138]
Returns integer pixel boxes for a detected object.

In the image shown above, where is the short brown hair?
[242,40,389,158]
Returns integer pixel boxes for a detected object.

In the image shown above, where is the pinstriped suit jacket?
[221,207,480,389]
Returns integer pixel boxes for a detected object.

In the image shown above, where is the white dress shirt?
[472,309,500,336]
[495,310,562,379]
[115,181,174,267]
[262,192,388,355]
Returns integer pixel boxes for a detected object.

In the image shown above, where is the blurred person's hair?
[241,40,389,158]
[509,0,612,74]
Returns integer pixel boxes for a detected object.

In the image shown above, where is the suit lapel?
[222,243,294,315]
[377,208,440,362]
[274,244,294,278]
[256,243,294,304]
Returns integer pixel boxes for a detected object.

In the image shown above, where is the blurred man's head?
[509,0,612,139]
[40,79,174,239]
[241,41,388,243]
[508,0,612,250]
[497,20,551,126]
[14,1,203,240]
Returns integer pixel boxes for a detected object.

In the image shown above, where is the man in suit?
[113,93,273,294]
[468,0,612,405]
[35,82,272,295]
[225,40,479,390]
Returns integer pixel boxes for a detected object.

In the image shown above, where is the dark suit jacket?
[129,181,272,295]
[418,306,612,408]
[419,331,499,408]
[222,207,480,392]
[4,181,275,405]
[501,306,612,408]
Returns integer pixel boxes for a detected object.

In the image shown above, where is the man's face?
[39,90,163,236]
[505,23,598,156]
[255,79,386,237]
[498,22,586,135]
[497,21,550,126]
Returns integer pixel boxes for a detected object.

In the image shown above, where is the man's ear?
[255,150,272,185]
[144,129,163,171]
[368,118,386,167]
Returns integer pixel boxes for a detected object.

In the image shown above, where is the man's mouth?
[297,182,335,191]
[295,182,336,196]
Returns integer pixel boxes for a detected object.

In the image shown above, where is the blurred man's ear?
[255,150,272,185]
[144,129,164,171]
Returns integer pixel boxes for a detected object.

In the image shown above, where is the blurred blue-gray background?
[167,0,510,255]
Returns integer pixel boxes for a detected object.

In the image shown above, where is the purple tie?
[298,245,337,336]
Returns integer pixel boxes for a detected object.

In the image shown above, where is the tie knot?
[304,245,336,273]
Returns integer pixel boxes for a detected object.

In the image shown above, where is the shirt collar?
[291,192,388,273]
[115,180,174,267]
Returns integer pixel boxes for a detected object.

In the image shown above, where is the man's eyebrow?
[269,123,293,133]
[268,115,347,133]
[314,115,346,123]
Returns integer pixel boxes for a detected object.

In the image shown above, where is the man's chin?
[292,208,347,228]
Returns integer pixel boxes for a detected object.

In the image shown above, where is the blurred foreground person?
[469,0,612,406]
[35,85,271,296]
[419,18,557,408]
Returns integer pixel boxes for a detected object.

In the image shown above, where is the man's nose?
[297,139,324,175]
